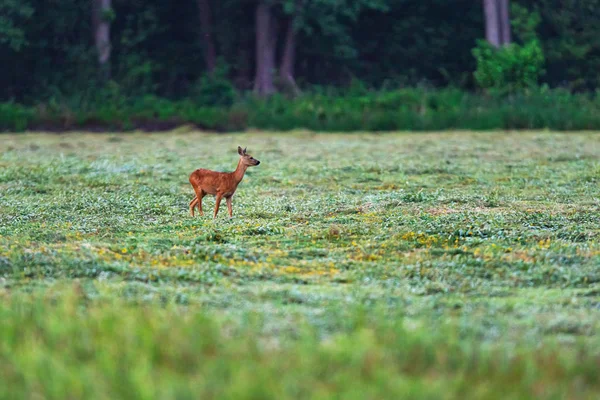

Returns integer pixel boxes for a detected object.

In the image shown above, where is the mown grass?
[1,130,600,398]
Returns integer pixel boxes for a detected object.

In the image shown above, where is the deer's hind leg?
[191,188,206,217]
[189,196,198,217]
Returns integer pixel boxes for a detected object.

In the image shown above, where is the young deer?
[188,146,260,219]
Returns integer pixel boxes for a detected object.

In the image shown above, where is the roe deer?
[188,146,260,219]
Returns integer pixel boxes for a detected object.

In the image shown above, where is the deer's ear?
[243,147,247,154]
[238,146,243,155]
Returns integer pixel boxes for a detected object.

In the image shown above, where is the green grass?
[1,130,600,398]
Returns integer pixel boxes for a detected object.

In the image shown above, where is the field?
[1,130,600,399]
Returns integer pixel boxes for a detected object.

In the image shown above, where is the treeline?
[2,0,600,131]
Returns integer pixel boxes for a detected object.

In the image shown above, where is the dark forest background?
[2,0,600,131]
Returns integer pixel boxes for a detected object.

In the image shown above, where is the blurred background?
[2,0,600,132]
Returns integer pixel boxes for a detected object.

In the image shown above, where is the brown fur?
[188,146,260,218]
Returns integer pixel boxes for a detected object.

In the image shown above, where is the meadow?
[1,130,599,399]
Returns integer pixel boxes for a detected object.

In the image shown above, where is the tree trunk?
[235,46,252,90]
[92,0,112,81]
[253,1,276,97]
[483,0,501,48]
[196,0,216,74]
[279,13,301,96]
[498,0,511,45]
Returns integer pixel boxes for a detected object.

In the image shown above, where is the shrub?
[472,39,545,94]
[191,64,237,107]
[0,102,36,131]
[2,88,600,133]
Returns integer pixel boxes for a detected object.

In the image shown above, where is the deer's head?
[238,146,260,166]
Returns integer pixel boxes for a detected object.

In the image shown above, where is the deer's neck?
[232,159,248,185]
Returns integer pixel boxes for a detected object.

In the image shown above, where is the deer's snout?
[256,160,261,165]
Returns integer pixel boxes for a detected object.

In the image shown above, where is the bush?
[191,65,237,107]
[0,102,36,132]
[472,39,545,94]
[3,88,600,133]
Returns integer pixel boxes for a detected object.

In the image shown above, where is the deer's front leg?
[213,193,223,219]
[226,196,233,218]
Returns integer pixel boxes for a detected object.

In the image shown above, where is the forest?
[2,0,600,131]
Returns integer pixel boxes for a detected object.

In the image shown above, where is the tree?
[499,0,511,45]
[196,0,217,74]
[279,0,304,95]
[483,0,510,48]
[253,0,388,97]
[92,0,113,81]
[253,1,276,96]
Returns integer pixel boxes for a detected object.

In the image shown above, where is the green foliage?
[5,88,600,132]
[351,0,481,88]
[510,2,542,44]
[472,39,545,94]
[112,5,164,96]
[191,64,237,107]
[472,3,545,94]
[519,0,600,91]
[101,7,116,23]
[298,0,390,62]
[0,0,34,51]
[3,0,600,101]
[0,102,36,131]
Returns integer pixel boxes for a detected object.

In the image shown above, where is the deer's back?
[189,168,234,195]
